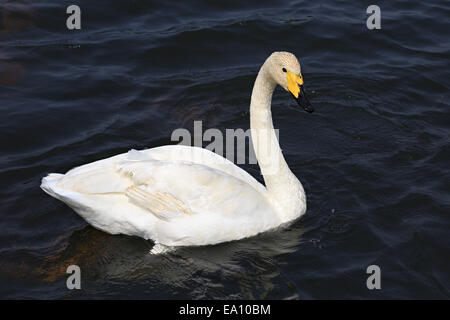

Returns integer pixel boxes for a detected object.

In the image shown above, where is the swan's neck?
[250,64,305,221]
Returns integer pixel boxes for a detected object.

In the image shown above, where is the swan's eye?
[282,68,287,73]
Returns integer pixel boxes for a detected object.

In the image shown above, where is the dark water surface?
[0,0,449,299]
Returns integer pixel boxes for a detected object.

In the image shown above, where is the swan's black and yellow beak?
[287,71,313,113]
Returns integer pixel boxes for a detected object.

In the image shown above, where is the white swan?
[41,52,313,250]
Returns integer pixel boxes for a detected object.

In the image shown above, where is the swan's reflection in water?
[39,222,307,299]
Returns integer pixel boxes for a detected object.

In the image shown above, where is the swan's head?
[266,51,313,113]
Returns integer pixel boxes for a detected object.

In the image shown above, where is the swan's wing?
[113,157,279,245]
[50,147,271,222]
[134,146,266,194]
[125,185,196,221]
[115,157,270,219]
[58,146,266,195]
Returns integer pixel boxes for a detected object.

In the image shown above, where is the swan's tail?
[40,168,159,241]
[40,172,95,211]
[41,173,65,199]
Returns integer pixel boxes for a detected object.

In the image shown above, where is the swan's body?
[41,52,313,248]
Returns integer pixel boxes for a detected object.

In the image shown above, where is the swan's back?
[50,146,265,195]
